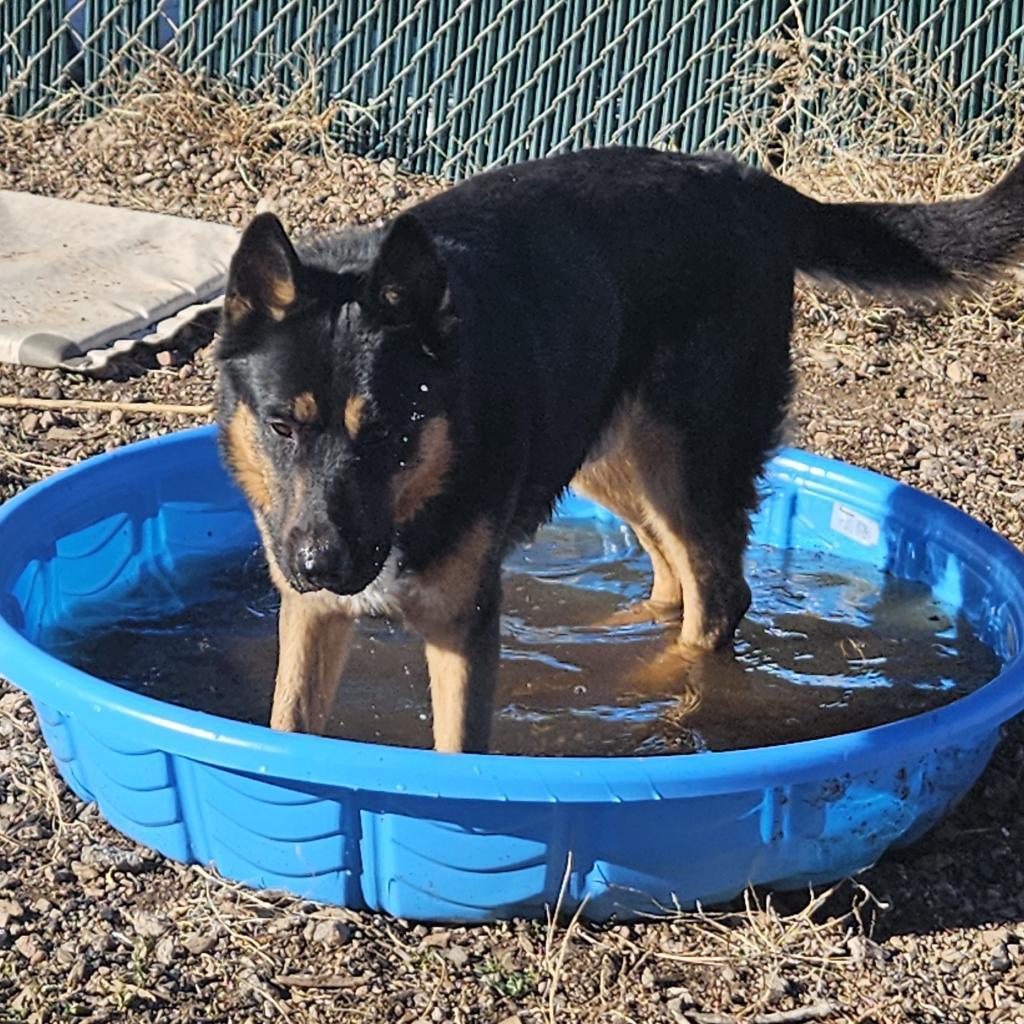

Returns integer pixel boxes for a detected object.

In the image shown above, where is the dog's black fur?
[216,146,1024,752]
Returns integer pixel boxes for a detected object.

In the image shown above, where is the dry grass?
[732,22,1023,201]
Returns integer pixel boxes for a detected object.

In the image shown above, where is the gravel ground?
[2,84,1024,1023]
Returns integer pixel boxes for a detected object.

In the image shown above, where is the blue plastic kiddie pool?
[1,425,1023,922]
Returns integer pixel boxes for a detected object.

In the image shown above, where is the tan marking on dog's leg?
[424,626,500,753]
[611,403,750,651]
[225,403,273,512]
[254,528,355,735]
[401,518,499,753]
[344,394,366,438]
[292,391,318,423]
[573,403,683,622]
[392,416,453,523]
[271,587,355,733]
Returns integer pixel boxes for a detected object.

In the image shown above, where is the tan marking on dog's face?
[223,292,254,325]
[392,416,453,523]
[265,275,296,322]
[272,275,296,308]
[225,403,274,512]
[292,391,318,424]
[344,394,366,438]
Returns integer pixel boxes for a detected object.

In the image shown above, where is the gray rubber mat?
[0,190,238,371]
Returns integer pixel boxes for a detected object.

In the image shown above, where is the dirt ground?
[1,81,1024,1023]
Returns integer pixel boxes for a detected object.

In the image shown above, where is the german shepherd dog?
[215,147,1024,753]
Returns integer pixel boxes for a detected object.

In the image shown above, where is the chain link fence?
[2,1,1022,178]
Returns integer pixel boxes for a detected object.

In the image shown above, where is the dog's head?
[216,212,458,596]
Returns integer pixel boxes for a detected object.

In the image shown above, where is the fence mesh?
[1,1,1022,178]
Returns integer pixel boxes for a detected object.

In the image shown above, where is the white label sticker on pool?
[830,503,880,547]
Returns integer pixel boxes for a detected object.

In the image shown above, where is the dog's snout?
[290,528,351,591]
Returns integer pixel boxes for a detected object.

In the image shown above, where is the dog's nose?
[291,529,351,592]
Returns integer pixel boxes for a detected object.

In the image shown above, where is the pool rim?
[1,424,1023,803]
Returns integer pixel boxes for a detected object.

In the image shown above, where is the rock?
[443,945,470,968]
[809,348,841,371]
[80,843,150,873]
[181,932,218,956]
[0,898,26,928]
[14,933,44,964]
[420,930,451,949]
[946,359,971,384]
[20,412,39,434]
[990,943,1012,973]
[309,919,352,949]
[666,995,691,1023]
[109,408,124,426]
[156,350,175,367]
[209,168,240,188]
[155,934,177,965]
[848,934,885,964]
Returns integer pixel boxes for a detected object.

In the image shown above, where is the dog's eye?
[269,420,295,439]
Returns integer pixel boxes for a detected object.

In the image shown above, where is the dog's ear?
[363,214,448,328]
[223,214,301,325]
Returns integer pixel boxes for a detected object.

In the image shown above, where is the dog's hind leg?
[643,486,752,651]
[634,312,792,650]
[598,400,756,651]
[573,405,683,624]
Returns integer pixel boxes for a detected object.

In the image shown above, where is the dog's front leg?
[401,519,501,753]
[271,587,355,734]
[423,606,500,754]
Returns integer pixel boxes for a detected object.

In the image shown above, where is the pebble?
[308,918,352,948]
[156,350,175,367]
[155,934,177,965]
[131,910,170,938]
[181,932,218,956]
[14,933,44,964]
[80,843,150,873]
[809,348,841,371]
[0,899,26,928]
[443,945,470,968]
[946,359,972,384]
[990,944,1012,973]
[20,412,39,434]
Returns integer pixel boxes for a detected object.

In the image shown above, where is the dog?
[215,146,1024,753]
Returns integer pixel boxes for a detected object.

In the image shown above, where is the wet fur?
[216,146,1024,753]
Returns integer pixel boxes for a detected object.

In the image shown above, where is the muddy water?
[45,513,1000,756]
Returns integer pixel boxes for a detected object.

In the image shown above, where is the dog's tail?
[790,157,1024,296]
